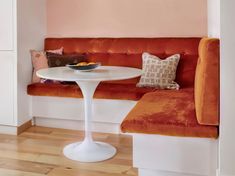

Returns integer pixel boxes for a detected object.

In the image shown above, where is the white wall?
[47,0,207,38]
[208,0,220,37]
[17,0,47,126]
[0,0,15,126]
[0,0,13,50]
[220,1,235,175]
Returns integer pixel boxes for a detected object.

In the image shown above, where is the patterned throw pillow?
[137,52,180,90]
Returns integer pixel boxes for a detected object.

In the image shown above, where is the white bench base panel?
[31,96,137,134]
[133,134,218,176]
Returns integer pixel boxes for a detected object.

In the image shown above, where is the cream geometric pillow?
[137,52,180,90]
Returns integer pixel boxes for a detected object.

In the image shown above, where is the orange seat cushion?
[121,88,218,138]
[195,38,220,126]
[27,82,156,101]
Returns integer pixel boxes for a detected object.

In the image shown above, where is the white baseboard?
[218,173,235,176]
[0,124,17,135]
[35,117,121,134]
[139,169,205,176]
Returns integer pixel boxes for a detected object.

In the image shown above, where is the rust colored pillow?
[195,38,220,126]
[46,53,87,67]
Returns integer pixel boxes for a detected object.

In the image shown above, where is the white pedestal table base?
[63,80,117,162]
[63,140,117,162]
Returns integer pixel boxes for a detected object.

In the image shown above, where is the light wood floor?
[0,126,137,176]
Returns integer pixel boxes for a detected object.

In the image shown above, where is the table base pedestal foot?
[63,141,117,162]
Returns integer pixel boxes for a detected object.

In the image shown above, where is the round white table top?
[37,66,142,82]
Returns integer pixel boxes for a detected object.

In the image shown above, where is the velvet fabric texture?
[46,47,64,55]
[195,38,220,126]
[120,88,218,138]
[28,37,220,138]
[27,82,157,101]
[44,38,201,88]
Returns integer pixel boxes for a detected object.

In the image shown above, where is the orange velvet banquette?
[27,38,219,138]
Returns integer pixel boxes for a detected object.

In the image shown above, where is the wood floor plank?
[0,149,40,162]
[48,167,137,176]
[0,168,46,176]
[0,157,56,174]
[0,126,137,176]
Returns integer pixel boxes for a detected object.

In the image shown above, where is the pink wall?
[47,0,207,37]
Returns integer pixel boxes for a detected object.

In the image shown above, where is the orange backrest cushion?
[45,38,201,88]
[195,38,220,126]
